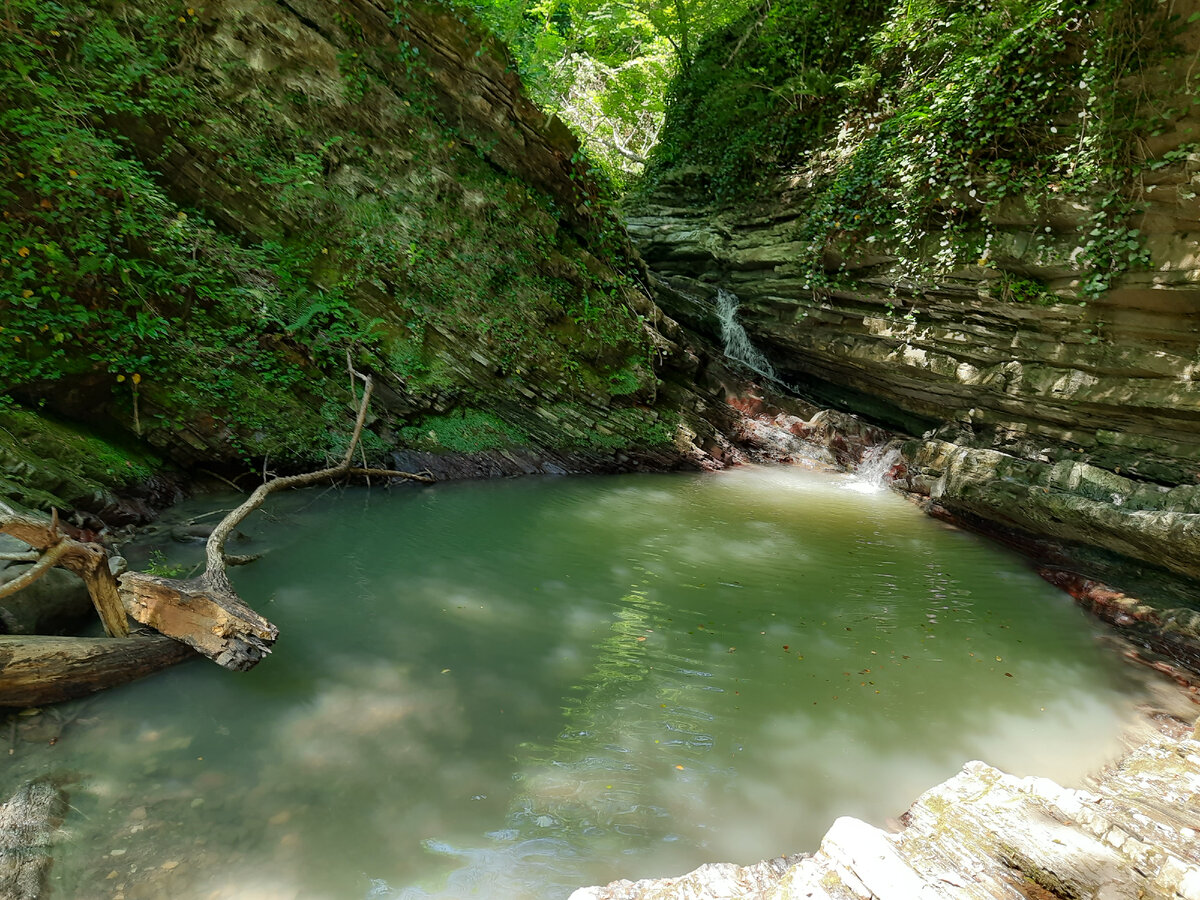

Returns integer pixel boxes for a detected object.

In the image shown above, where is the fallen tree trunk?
[0,634,194,708]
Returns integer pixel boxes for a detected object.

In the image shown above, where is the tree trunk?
[0,635,194,708]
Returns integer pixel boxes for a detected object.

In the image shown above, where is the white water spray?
[715,288,778,380]
[848,442,903,493]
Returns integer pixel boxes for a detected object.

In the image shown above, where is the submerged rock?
[0,780,67,900]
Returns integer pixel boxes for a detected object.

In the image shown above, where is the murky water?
[5,466,1174,899]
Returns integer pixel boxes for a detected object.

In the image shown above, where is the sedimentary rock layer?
[572,727,1200,900]
[627,148,1200,605]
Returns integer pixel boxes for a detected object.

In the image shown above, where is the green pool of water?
[7,466,1168,899]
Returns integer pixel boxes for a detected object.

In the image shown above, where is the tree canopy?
[471,0,753,186]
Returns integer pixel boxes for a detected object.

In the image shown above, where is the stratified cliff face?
[630,181,1200,583]
[628,2,1200,592]
[0,0,739,517]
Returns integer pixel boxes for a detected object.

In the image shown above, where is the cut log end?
[118,571,278,671]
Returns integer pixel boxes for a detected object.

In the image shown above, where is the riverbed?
[4,465,1181,899]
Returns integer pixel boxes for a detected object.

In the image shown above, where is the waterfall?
[849,442,903,493]
[715,288,778,381]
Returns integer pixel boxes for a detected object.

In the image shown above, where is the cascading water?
[715,288,778,381]
[848,442,903,493]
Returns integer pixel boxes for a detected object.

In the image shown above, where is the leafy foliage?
[1,0,666,470]
[645,0,1187,303]
[472,0,752,186]
[651,0,887,197]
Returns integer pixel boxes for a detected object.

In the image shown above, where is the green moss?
[0,405,165,511]
[579,407,676,450]
[0,407,160,485]
[396,403,676,457]
[400,409,532,453]
[0,0,663,471]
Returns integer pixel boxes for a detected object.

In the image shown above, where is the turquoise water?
[6,466,1168,899]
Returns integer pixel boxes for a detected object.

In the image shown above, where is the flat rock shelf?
[572,726,1200,900]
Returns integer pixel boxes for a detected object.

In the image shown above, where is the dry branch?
[2,366,431,678]
[0,504,129,638]
[0,542,71,602]
[120,370,432,670]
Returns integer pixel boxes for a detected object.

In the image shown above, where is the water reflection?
[3,466,1174,900]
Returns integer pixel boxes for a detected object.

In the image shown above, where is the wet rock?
[901,439,1200,582]
[169,524,215,543]
[573,731,1200,900]
[0,780,68,900]
[0,536,92,636]
[570,855,804,900]
[628,83,1200,596]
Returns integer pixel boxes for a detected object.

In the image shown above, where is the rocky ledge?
[626,171,1200,673]
[572,719,1200,900]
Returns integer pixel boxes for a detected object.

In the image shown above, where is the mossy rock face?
[0,408,176,521]
[0,0,717,484]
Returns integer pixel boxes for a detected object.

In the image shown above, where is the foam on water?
[845,442,904,494]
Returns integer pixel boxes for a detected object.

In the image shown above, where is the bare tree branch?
[201,370,431,597]
[2,362,431,673]
[119,362,434,669]
[0,552,41,562]
[0,541,72,601]
[0,511,130,638]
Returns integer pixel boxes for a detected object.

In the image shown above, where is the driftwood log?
[1,365,432,696]
[0,634,194,707]
[117,572,278,671]
[115,370,431,669]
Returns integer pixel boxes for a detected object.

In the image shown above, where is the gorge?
[2,0,1200,897]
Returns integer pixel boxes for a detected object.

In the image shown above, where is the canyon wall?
[628,0,1200,638]
[0,0,744,520]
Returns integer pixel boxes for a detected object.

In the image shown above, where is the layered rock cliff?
[0,0,744,519]
[627,0,1200,636]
